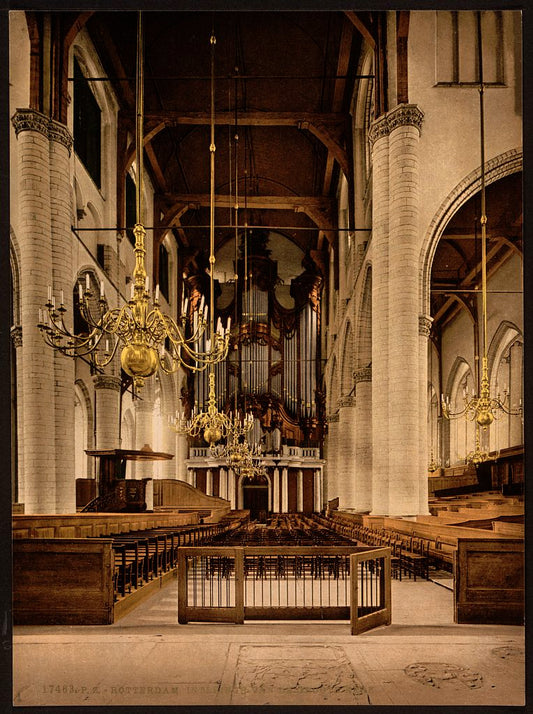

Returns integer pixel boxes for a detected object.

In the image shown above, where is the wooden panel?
[303,469,314,512]
[13,539,114,625]
[288,471,297,512]
[196,470,206,493]
[455,538,524,624]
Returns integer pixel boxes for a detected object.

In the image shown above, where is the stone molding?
[369,103,424,146]
[419,314,433,337]
[354,366,372,383]
[339,395,356,409]
[93,374,121,392]
[12,108,73,155]
[10,325,22,348]
[48,118,73,154]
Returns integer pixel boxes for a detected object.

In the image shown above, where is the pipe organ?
[184,230,325,448]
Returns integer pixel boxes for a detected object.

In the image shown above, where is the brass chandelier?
[38,13,229,390]
[441,12,521,439]
[170,28,242,446]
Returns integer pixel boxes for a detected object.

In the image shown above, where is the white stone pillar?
[369,113,391,515]
[281,467,288,512]
[387,105,424,516]
[93,376,121,450]
[418,317,432,515]
[11,327,25,505]
[273,467,280,513]
[313,469,320,512]
[509,341,523,447]
[369,104,424,516]
[206,469,213,496]
[144,480,153,510]
[174,433,188,480]
[49,118,76,513]
[12,110,56,513]
[354,367,372,512]
[219,467,227,500]
[325,413,339,503]
[297,469,304,512]
[336,396,357,509]
[135,397,154,478]
[228,468,236,509]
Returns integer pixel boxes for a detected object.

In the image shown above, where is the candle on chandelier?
[130,282,135,300]
[78,283,83,301]
[86,273,90,291]
[100,281,105,298]
[155,284,160,303]
[47,285,52,302]
[60,289,64,306]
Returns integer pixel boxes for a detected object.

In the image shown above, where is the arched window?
[73,57,102,188]
[158,242,169,301]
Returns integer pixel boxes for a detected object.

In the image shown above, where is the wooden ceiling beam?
[132,110,347,127]
[344,11,376,49]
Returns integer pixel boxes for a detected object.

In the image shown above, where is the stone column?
[219,467,227,500]
[48,118,76,512]
[313,469,320,512]
[11,327,25,505]
[336,396,357,509]
[369,104,424,516]
[509,340,523,447]
[354,367,372,512]
[325,413,339,503]
[175,433,188,480]
[93,376,121,449]
[206,469,213,496]
[135,397,154,478]
[418,316,432,514]
[281,467,288,512]
[297,469,304,512]
[369,113,390,515]
[387,105,424,516]
[228,469,236,509]
[272,467,280,513]
[12,110,56,513]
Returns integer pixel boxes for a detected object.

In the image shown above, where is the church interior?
[8,8,524,707]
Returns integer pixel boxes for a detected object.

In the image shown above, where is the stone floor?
[13,575,525,707]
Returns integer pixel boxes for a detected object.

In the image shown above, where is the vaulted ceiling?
[86,11,367,263]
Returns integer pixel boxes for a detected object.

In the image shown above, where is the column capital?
[387,103,424,134]
[11,108,73,154]
[354,366,372,383]
[48,117,73,154]
[12,108,49,139]
[418,314,433,337]
[93,374,122,392]
[10,325,22,348]
[368,114,390,146]
[368,103,424,147]
[339,395,356,409]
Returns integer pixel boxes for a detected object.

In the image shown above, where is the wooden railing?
[177,545,391,634]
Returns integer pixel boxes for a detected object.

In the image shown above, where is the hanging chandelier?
[169,27,242,446]
[441,12,521,439]
[38,13,229,390]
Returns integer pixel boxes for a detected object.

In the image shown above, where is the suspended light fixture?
[170,27,236,446]
[38,13,229,390]
[441,12,522,444]
[209,80,255,458]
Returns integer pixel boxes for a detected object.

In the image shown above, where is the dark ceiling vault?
[85,11,366,262]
